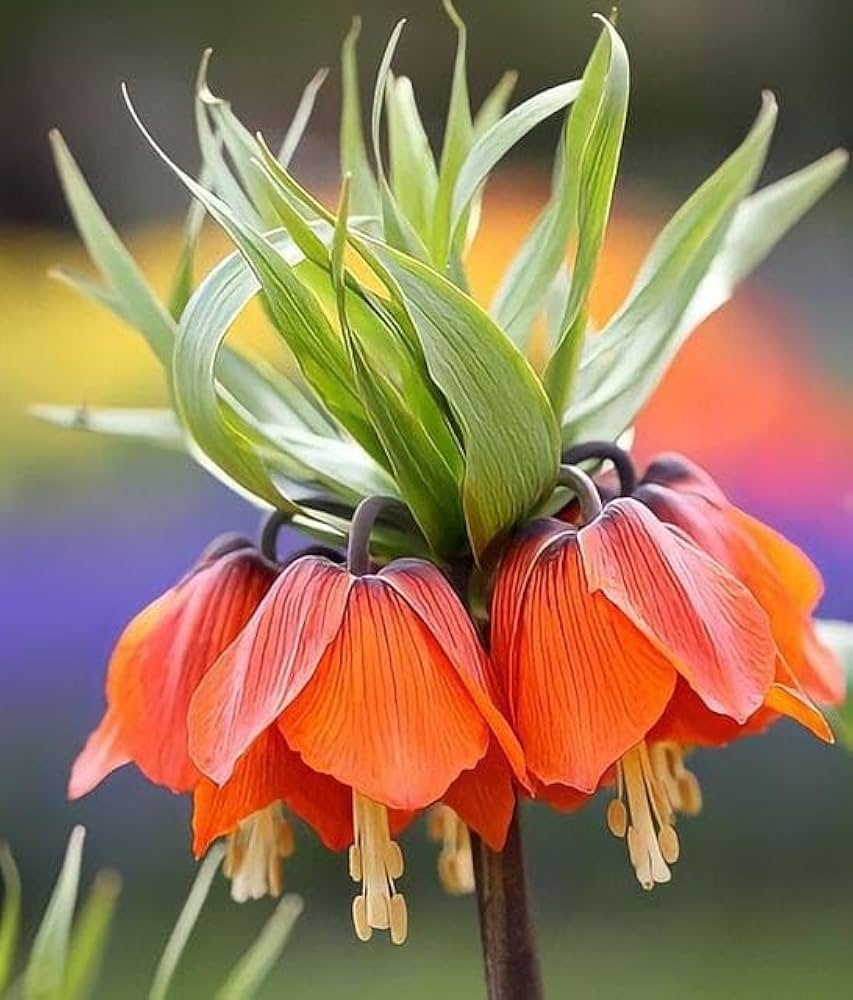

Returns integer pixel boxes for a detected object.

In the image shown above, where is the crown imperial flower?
[47,5,849,990]
[490,466,785,886]
[187,499,526,942]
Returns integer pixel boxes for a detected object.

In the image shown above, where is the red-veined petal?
[279,577,490,811]
[381,559,528,787]
[192,727,352,856]
[580,499,775,722]
[442,741,516,850]
[728,507,824,612]
[188,557,352,785]
[501,535,676,793]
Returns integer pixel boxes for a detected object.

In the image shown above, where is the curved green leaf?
[0,846,21,994]
[543,16,629,413]
[563,94,827,443]
[431,0,474,271]
[340,17,379,218]
[451,79,581,241]
[149,846,224,1000]
[369,242,560,559]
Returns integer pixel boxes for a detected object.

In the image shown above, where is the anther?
[427,805,475,896]
[224,803,294,903]
[350,792,407,943]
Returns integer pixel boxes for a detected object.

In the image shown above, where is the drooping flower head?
[67,523,350,902]
[491,464,784,888]
[188,497,527,943]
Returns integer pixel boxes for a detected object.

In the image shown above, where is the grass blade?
[0,846,22,994]
[148,845,225,1000]
[23,827,85,1000]
[62,871,122,1000]
[215,895,303,1000]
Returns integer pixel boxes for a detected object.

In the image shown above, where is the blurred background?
[2,0,852,996]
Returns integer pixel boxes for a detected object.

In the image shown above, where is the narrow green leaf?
[50,132,175,366]
[197,53,281,227]
[168,177,209,320]
[544,16,629,414]
[215,894,303,1000]
[565,92,779,443]
[370,241,560,559]
[431,0,475,270]
[277,68,329,166]
[23,827,85,1000]
[340,17,379,217]
[50,132,303,438]
[330,178,466,554]
[0,846,22,995]
[148,845,225,1000]
[62,870,121,1000]
[261,423,397,502]
[29,404,183,448]
[122,88,385,471]
[451,80,581,242]
[369,22,431,258]
[817,620,853,749]
[386,75,438,243]
[472,70,519,138]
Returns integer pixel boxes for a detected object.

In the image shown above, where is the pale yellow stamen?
[427,805,475,896]
[607,743,679,890]
[649,741,703,817]
[349,792,407,944]
[223,802,295,903]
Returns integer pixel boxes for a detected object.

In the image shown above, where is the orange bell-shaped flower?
[188,498,527,943]
[490,466,783,888]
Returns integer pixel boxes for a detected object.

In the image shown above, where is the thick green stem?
[472,808,543,1000]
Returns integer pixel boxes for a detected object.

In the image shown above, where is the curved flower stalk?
[42,4,849,996]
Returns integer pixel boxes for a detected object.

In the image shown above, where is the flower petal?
[501,534,676,793]
[68,711,131,799]
[442,741,516,851]
[380,559,528,787]
[727,507,824,613]
[580,499,775,722]
[192,727,352,856]
[490,520,569,706]
[188,557,352,785]
[637,485,843,707]
[764,684,834,744]
[279,577,490,811]
[107,551,276,792]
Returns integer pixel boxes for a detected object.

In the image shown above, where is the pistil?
[349,792,407,944]
[223,802,295,902]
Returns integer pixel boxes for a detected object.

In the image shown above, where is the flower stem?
[471,808,543,1000]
